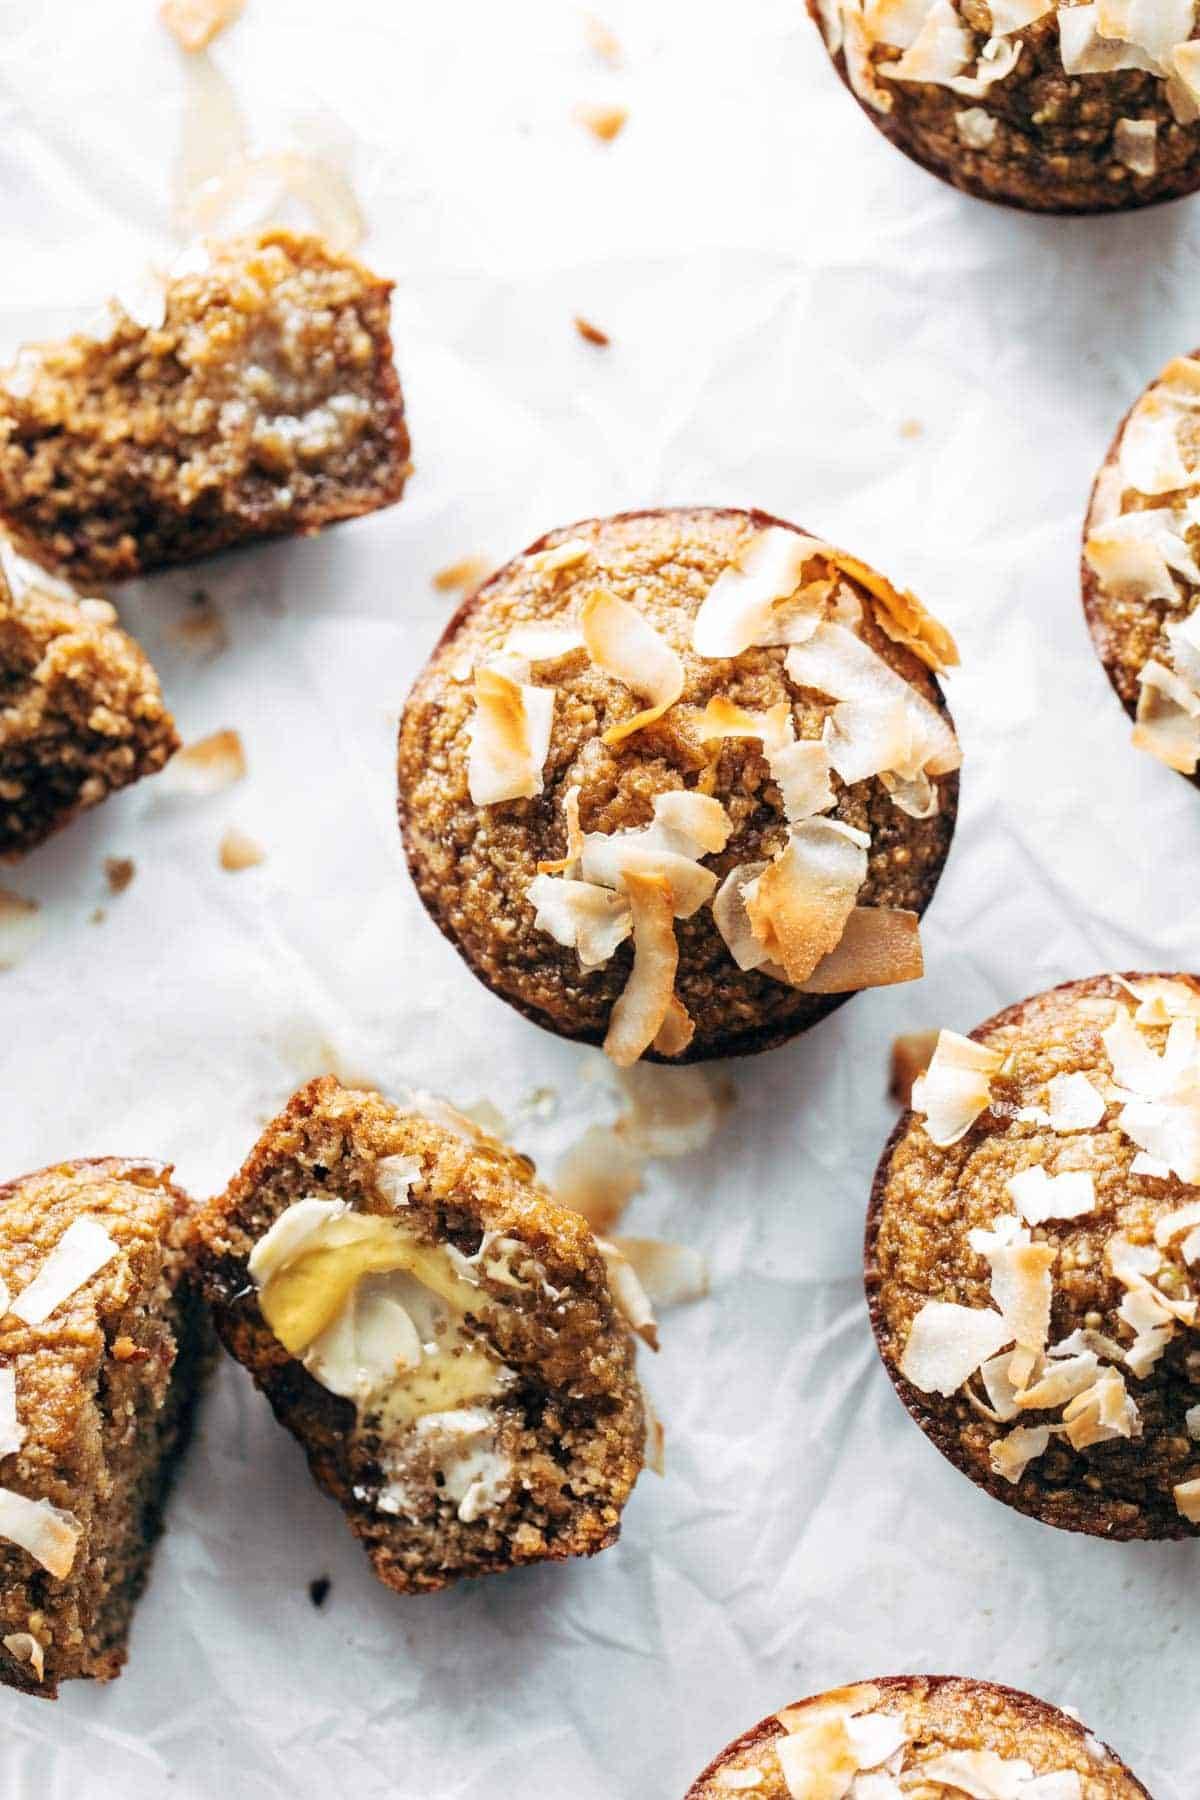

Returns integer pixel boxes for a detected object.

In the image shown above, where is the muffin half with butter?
[194,1077,648,1593]
[398,507,960,1065]
[868,973,1200,1540]
[685,1674,1149,1798]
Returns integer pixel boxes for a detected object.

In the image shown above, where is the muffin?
[0,1158,209,1698]
[685,1674,1148,1797]
[1083,349,1200,781]
[868,973,1200,1540]
[809,0,1200,213]
[193,1077,648,1594]
[0,557,178,858]
[0,229,411,584]
[397,507,960,1065]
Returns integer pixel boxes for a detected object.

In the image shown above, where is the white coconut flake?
[527,872,633,967]
[910,1749,1034,1798]
[0,1368,22,1460]
[0,1488,81,1578]
[596,1237,660,1348]
[990,1422,1052,1484]
[1045,1071,1106,1130]
[899,1301,1013,1395]
[11,1218,119,1326]
[1006,1165,1096,1225]
[1113,115,1158,174]
[2,1630,44,1682]
[910,1029,1004,1146]
[375,1154,421,1208]
[1131,1150,1172,1177]
[692,527,830,658]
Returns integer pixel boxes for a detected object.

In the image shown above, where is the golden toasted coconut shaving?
[692,527,833,658]
[831,550,958,673]
[219,826,265,871]
[771,1686,911,1798]
[575,101,628,141]
[595,1236,659,1347]
[603,869,680,1067]
[1133,660,1200,773]
[158,727,246,798]
[742,818,870,986]
[798,906,922,994]
[910,1028,1003,1146]
[580,587,684,745]
[653,994,695,1058]
[466,664,555,806]
[160,0,243,53]
[432,554,493,596]
[0,1489,81,1579]
[580,789,730,917]
[1117,974,1200,1025]
[536,785,584,875]
[0,889,41,971]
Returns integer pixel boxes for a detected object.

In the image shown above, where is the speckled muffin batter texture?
[0,1159,209,1699]
[685,1675,1148,1798]
[193,1077,646,1594]
[398,507,958,1062]
[0,565,178,858]
[0,229,411,584]
[868,974,1200,1540]
[810,0,1200,213]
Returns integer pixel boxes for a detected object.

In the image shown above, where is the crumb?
[159,729,246,798]
[889,1028,939,1107]
[112,1337,151,1365]
[575,102,628,142]
[0,888,41,969]
[899,418,924,440]
[308,1576,331,1609]
[89,908,105,926]
[574,316,610,347]
[219,827,265,872]
[432,556,492,596]
[104,857,135,896]
[160,0,245,54]
[583,14,622,64]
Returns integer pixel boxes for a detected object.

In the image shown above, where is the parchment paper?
[0,1,1196,1794]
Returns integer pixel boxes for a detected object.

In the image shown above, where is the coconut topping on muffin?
[902,977,1200,1523]
[458,522,960,1065]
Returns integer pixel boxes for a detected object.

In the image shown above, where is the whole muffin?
[398,507,960,1065]
[1083,348,1200,782]
[684,1674,1148,1797]
[193,1077,648,1594]
[868,973,1200,1540]
[809,0,1200,213]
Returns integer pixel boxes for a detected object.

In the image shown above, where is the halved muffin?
[193,1077,647,1593]
[398,507,960,1064]
[0,1158,209,1698]
[0,230,411,584]
[869,973,1200,1539]
[685,1674,1148,1797]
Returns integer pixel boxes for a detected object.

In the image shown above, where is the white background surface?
[0,0,1196,1794]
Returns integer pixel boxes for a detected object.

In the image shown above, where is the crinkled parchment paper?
[0,0,1197,1794]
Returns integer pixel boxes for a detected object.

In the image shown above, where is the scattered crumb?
[174,591,229,660]
[89,908,105,926]
[112,1336,150,1364]
[308,1577,331,1609]
[899,418,924,440]
[890,1029,939,1107]
[0,889,41,970]
[432,555,492,596]
[575,102,628,142]
[104,857,136,896]
[574,315,610,347]
[159,729,246,798]
[160,0,244,53]
[583,13,622,64]
[219,827,265,872]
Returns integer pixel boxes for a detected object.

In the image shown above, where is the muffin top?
[1084,351,1200,780]
[869,973,1200,1539]
[685,1674,1146,1798]
[814,0,1200,211]
[398,507,959,1064]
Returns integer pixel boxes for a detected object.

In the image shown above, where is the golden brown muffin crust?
[0,230,411,584]
[685,1675,1149,1798]
[398,506,958,1061]
[868,974,1200,1540]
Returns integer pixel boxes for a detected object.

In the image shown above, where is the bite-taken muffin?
[193,1078,648,1594]
[0,229,411,584]
[1083,349,1200,782]
[0,1159,209,1698]
[809,0,1200,213]
[0,556,178,858]
[398,507,960,1065]
[869,973,1200,1540]
[685,1674,1148,1797]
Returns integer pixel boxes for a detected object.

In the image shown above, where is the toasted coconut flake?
[161,0,243,52]
[1085,510,1187,603]
[1059,3,1161,72]
[832,551,959,672]
[503,623,586,665]
[899,1301,1013,1395]
[763,707,836,823]
[467,665,555,805]
[614,1237,709,1309]
[863,0,934,46]
[219,826,265,871]
[785,623,960,779]
[798,906,923,993]
[1123,393,1191,490]
[990,1422,1052,1484]
[914,1750,1035,1796]
[1118,1091,1200,1183]
[977,1350,1021,1420]
[554,1125,645,1233]
[742,819,869,986]
[1114,115,1158,174]
[1173,37,1200,110]
[0,1369,23,1460]
[1096,0,1194,62]
[1014,1352,1103,1412]
[1131,1150,1172,1177]
[1133,662,1200,773]
[11,1218,119,1326]
[580,796,724,919]
[986,1238,1055,1351]
[651,789,733,855]
[574,315,610,347]
[845,6,896,106]
[877,0,973,78]
[527,873,632,968]
[1175,1476,1200,1522]
[1061,1368,1141,1449]
[775,1713,859,1798]
[536,785,584,876]
[526,539,592,578]
[693,527,831,658]
[0,1488,81,1578]
[1006,1165,1096,1225]
[603,870,678,1068]
[989,0,1055,27]
[575,101,628,141]
[1155,1199,1200,1245]
[580,587,684,745]
[652,994,695,1058]
[159,727,246,797]
[846,1712,910,1769]
[888,1033,939,1112]
[1103,1007,1195,1096]
[642,1382,666,1476]
[596,1237,659,1348]
[694,696,770,742]
[711,860,777,974]
[2,1630,44,1681]
[0,890,41,971]
[432,554,492,595]
[910,1029,1004,1146]
[1043,1071,1106,1130]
